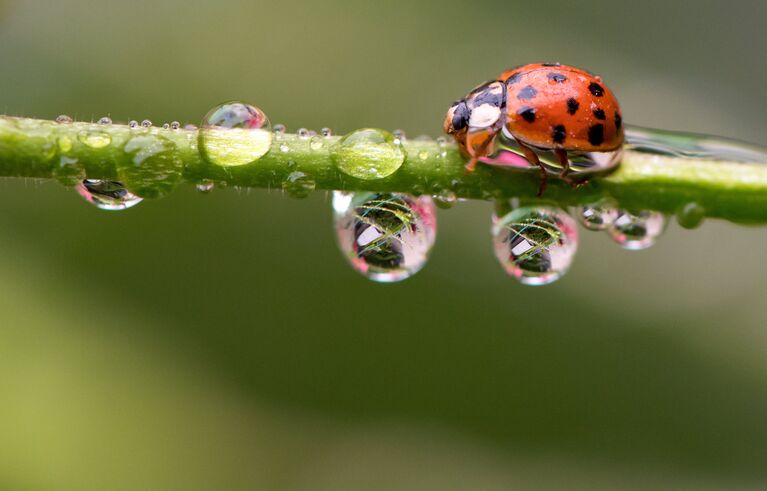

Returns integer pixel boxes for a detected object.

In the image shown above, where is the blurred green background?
[1,0,767,489]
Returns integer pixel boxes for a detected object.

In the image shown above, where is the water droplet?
[118,134,183,198]
[418,150,429,160]
[53,156,85,187]
[331,128,406,180]
[75,179,143,210]
[273,123,286,134]
[297,128,310,139]
[282,171,316,199]
[77,130,112,148]
[170,121,180,130]
[432,191,457,209]
[56,114,73,124]
[393,129,407,141]
[162,123,170,129]
[321,127,333,137]
[57,136,73,153]
[280,143,289,153]
[129,120,139,129]
[493,206,578,286]
[98,116,112,125]
[141,119,153,128]
[199,101,272,167]
[309,136,324,150]
[607,210,667,250]
[676,202,705,229]
[196,180,215,193]
[333,192,437,282]
[578,199,619,231]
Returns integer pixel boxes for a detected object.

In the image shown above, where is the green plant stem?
[1,116,766,223]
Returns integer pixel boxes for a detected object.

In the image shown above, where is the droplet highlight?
[607,210,667,250]
[493,206,578,285]
[578,199,620,231]
[75,179,143,210]
[282,171,316,199]
[331,129,406,180]
[199,102,272,167]
[77,130,112,148]
[333,192,437,282]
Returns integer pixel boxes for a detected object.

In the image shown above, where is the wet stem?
[1,116,767,224]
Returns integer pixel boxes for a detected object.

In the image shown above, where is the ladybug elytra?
[444,63,624,195]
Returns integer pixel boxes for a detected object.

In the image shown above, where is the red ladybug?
[444,63,624,195]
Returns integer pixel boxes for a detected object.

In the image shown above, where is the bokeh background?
[1,0,767,489]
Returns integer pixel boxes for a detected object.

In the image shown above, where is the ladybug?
[444,63,624,195]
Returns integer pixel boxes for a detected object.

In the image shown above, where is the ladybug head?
[444,81,506,137]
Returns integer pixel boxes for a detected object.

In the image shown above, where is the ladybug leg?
[515,138,547,197]
[555,148,588,189]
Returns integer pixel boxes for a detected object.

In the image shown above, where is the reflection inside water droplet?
[332,129,406,180]
[607,210,666,250]
[282,171,316,199]
[196,180,215,193]
[199,101,273,167]
[481,127,622,179]
[75,179,143,210]
[432,191,457,209]
[578,198,620,231]
[333,191,437,282]
[492,206,578,285]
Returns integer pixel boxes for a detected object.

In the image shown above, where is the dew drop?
[607,210,667,250]
[56,114,73,124]
[75,179,142,210]
[98,116,112,125]
[493,206,578,286]
[331,128,406,180]
[199,101,272,167]
[676,202,705,229]
[418,150,429,160]
[77,130,112,148]
[432,191,457,209]
[162,123,170,129]
[282,171,316,199]
[196,180,215,193]
[141,119,153,128]
[578,199,619,231]
[52,156,85,187]
[333,191,437,282]
[280,143,289,153]
[57,136,73,153]
[273,123,286,134]
[297,128,310,139]
[393,129,407,141]
[321,127,333,137]
[119,134,184,199]
[309,136,324,150]
[129,120,139,129]
[170,121,180,130]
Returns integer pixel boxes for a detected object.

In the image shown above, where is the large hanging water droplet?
[578,199,620,231]
[331,129,406,180]
[77,130,112,148]
[607,210,667,250]
[492,206,578,286]
[282,171,316,199]
[75,179,143,210]
[333,192,436,282]
[198,101,272,167]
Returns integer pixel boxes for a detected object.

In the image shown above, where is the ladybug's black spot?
[517,85,538,100]
[566,98,579,115]
[588,82,604,97]
[506,72,523,85]
[588,124,605,146]
[451,102,469,131]
[542,62,561,67]
[552,125,567,144]
[593,108,606,120]
[518,107,536,123]
[547,73,567,83]
[614,112,623,131]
